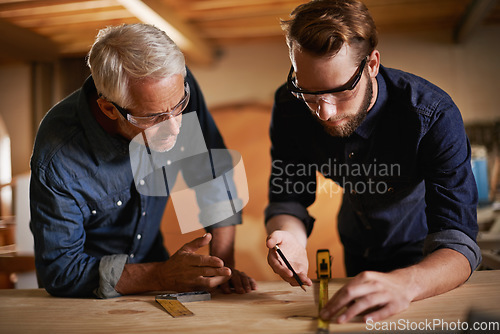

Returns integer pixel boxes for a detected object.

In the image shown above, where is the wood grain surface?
[1,270,499,333]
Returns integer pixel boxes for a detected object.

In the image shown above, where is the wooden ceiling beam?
[117,0,216,66]
[454,0,498,42]
[0,17,58,62]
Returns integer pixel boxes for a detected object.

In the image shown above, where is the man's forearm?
[210,225,236,268]
[266,214,308,247]
[395,248,471,302]
[115,262,163,295]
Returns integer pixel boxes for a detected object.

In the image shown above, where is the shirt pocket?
[83,189,133,228]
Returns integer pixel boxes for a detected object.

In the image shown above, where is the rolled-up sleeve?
[424,230,481,272]
[95,254,129,298]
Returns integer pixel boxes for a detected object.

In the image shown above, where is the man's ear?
[96,98,119,120]
[367,49,380,78]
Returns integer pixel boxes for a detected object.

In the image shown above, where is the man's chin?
[148,136,178,153]
[319,110,368,138]
[320,118,355,137]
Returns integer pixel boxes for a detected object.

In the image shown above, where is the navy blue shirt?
[30,69,240,297]
[265,65,481,275]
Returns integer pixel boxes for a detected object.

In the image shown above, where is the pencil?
[274,244,307,292]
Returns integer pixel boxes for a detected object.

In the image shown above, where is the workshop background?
[0,0,499,288]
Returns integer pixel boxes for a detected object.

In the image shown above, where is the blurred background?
[0,0,499,289]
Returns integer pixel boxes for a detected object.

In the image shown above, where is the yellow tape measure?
[316,249,331,333]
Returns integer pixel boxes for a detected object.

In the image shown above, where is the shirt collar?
[77,76,130,162]
[354,66,388,139]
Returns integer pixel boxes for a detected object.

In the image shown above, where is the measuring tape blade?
[316,249,331,333]
[318,278,329,331]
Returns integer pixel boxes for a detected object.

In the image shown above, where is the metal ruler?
[155,291,210,318]
[316,249,331,334]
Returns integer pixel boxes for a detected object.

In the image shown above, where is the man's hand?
[319,270,414,323]
[219,269,257,294]
[115,233,232,295]
[319,249,471,323]
[157,233,232,292]
[266,230,312,287]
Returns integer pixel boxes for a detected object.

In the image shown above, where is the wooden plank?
[206,35,286,46]
[34,16,138,34]
[5,8,133,28]
[0,0,120,18]
[200,25,283,39]
[33,17,140,56]
[175,1,303,21]
[197,15,287,30]
[0,272,499,333]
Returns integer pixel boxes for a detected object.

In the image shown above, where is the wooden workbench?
[0,270,499,333]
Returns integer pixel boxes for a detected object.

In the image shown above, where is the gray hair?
[87,23,186,108]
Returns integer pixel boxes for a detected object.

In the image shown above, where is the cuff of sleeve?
[201,199,243,231]
[94,254,129,299]
[423,229,482,274]
[264,201,315,236]
[205,212,242,231]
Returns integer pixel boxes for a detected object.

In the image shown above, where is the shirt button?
[142,211,146,216]
[139,179,145,186]
[116,200,122,206]
[129,254,135,259]
[348,152,355,159]
[137,234,142,240]
[91,210,97,215]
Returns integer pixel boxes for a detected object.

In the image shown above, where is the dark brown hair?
[282,0,378,61]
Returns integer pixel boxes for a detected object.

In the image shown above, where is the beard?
[316,74,373,137]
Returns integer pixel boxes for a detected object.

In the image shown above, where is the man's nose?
[316,99,337,121]
[162,115,181,135]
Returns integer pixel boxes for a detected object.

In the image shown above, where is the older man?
[30,23,255,298]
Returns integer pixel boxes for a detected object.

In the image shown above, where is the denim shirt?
[30,69,240,298]
[265,65,481,273]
